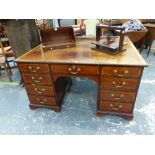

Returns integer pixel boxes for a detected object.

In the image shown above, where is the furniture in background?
[16,36,147,120]
[2,19,40,58]
[124,29,148,52]
[58,19,85,36]
[0,40,16,73]
[0,25,10,47]
[0,41,12,82]
[143,23,155,57]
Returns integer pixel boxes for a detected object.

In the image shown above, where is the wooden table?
[144,23,155,56]
[16,37,147,120]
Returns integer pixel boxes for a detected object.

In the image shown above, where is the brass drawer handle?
[110,104,122,111]
[113,69,129,77]
[112,81,126,88]
[124,70,128,74]
[37,91,43,94]
[39,101,45,104]
[113,69,118,73]
[28,66,40,72]
[31,77,42,83]
[37,98,47,102]
[68,65,81,75]
[34,88,45,93]
[39,98,47,103]
[111,93,124,100]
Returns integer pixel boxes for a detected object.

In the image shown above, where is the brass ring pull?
[124,70,128,74]
[110,104,122,111]
[34,88,45,93]
[32,80,39,83]
[37,98,47,102]
[112,81,126,88]
[113,69,118,73]
[28,66,40,72]
[31,70,37,73]
[111,94,124,100]
[37,91,43,94]
[68,65,81,75]
[39,101,45,104]
[31,77,42,83]
[113,69,129,77]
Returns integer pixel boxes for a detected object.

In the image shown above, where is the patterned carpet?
[0,49,155,134]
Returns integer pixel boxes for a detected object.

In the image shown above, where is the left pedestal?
[18,63,61,112]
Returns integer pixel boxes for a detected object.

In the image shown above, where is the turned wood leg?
[147,40,153,57]
[139,38,144,53]
[96,112,105,117]
[121,115,134,121]
[53,108,61,112]
[0,66,1,75]
[4,63,12,82]
[29,104,38,110]
[6,60,12,75]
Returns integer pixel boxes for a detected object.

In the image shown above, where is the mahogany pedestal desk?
[16,37,147,120]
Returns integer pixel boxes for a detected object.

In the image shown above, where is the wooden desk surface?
[16,37,147,67]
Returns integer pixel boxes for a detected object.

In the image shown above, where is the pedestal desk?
[16,37,147,120]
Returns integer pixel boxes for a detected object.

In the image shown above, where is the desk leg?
[29,104,61,112]
[96,111,134,120]
[121,115,133,121]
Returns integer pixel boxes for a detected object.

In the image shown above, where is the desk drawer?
[22,74,52,86]
[101,67,142,78]
[100,101,133,113]
[51,65,99,75]
[101,77,139,91]
[25,85,54,96]
[19,63,49,73]
[100,90,136,103]
[29,95,56,106]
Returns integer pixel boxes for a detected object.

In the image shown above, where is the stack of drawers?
[99,66,142,118]
[18,63,57,109]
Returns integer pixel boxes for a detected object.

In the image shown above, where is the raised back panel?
[39,27,75,49]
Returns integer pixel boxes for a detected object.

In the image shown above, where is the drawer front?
[100,90,136,103]
[101,77,139,91]
[29,95,56,106]
[19,63,49,73]
[100,101,133,113]
[22,74,52,86]
[101,66,142,78]
[51,65,99,75]
[25,85,54,96]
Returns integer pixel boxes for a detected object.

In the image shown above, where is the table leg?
[147,40,153,57]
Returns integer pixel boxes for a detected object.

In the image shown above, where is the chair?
[0,40,16,74]
[125,29,148,53]
[58,19,85,36]
[0,41,12,82]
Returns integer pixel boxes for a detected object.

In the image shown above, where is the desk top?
[16,37,147,67]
